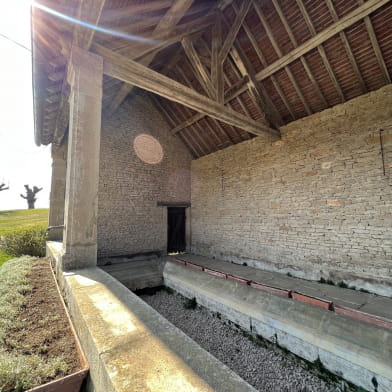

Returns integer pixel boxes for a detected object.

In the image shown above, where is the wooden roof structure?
[32,0,392,158]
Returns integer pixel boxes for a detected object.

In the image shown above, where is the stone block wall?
[98,94,192,257]
[191,85,392,295]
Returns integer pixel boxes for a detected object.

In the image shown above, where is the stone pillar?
[47,142,67,241]
[62,47,103,270]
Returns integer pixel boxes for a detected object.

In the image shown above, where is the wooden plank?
[255,0,390,82]
[150,95,199,158]
[182,37,215,98]
[107,0,196,115]
[325,0,367,93]
[99,45,279,140]
[253,2,312,115]
[219,0,252,62]
[211,14,224,103]
[170,75,255,135]
[295,0,345,103]
[357,0,391,84]
[232,4,294,120]
[100,0,172,25]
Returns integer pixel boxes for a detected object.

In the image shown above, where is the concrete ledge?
[164,262,392,392]
[57,266,256,392]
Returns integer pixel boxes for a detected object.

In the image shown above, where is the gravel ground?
[140,290,346,392]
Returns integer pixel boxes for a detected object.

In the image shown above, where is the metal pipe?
[45,225,65,235]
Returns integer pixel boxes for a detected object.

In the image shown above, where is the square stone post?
[62,47,103,270]
[47,142,67,241]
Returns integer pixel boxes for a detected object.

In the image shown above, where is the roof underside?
[32,0,392,158]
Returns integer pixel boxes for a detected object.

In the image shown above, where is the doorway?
[167,207,186,253]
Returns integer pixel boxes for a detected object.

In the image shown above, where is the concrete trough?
[163,261,392,392]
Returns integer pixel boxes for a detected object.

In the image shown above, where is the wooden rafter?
[295,0,345,102]
[182,38,215,98]
[211,13,224,103]
[100,0,172,25]
[231,4,295,120]
[220,0,251,63]
[150,94,198,158]
[357,0,391,84]
[254,0,390,84]
[271,0,328,108]
[53,0,107,145]
[252,2,312,115]
[325,0,367,93]
[106,0,196,116]
[95,45,279,140]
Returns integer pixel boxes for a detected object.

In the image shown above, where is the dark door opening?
[167,207,186,253]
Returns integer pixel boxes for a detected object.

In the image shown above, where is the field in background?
[0,209,48,265]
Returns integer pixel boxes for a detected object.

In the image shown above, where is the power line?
[0,31,31,52]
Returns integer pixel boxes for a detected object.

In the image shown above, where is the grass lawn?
[0,209,48,266]
[0,209,48,235]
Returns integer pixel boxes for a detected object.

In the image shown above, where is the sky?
[0,0,51,211]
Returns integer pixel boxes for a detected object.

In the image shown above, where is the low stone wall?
[164,262,392,392]
[191,85,392,295]
[52,265,256,390]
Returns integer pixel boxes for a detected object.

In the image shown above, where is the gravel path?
[140,290,344,392]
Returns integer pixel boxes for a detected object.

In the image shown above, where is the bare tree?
[20,185,43,209]
[0,183,9,192]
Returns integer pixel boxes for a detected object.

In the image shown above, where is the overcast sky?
[0,0,51,211]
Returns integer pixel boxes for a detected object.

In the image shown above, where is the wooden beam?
[182,38,215,98]
[97,45,279,140]
[271,0,328,107]
[325,0,367,93]
[211,13,224,103]
[219,0,252,63]
[295,0,345,102]
[150,94,198,158]
[231,5,294,120]
[255,0,390,83]
[106,0,197,116]
[170,74,252,135]
[100,0,172,25]
[253,2,312,115]
[52,0,107,145]
[357,0,391,84]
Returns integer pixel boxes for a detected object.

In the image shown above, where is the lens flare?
[31,1,157,44]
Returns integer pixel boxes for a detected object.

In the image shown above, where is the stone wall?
[98,94,192,257]
[191,85,392,294]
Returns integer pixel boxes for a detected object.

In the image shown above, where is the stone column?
[47,142,67,241]
[62,47,103,270]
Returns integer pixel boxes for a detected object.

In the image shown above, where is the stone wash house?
[32,0,392,391]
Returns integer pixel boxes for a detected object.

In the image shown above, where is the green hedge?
[0,226,46,258]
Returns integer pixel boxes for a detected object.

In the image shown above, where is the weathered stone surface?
[48,143,67,241]
[60,266,256,392]
[97,94,192,257]
[62,47,103,270]
[163,262,392,392]
[191,85,392,295]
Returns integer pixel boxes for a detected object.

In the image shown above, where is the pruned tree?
[0,183,9,192]
[20,185,43,209]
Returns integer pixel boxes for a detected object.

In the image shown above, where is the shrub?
[0,226,46,258]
